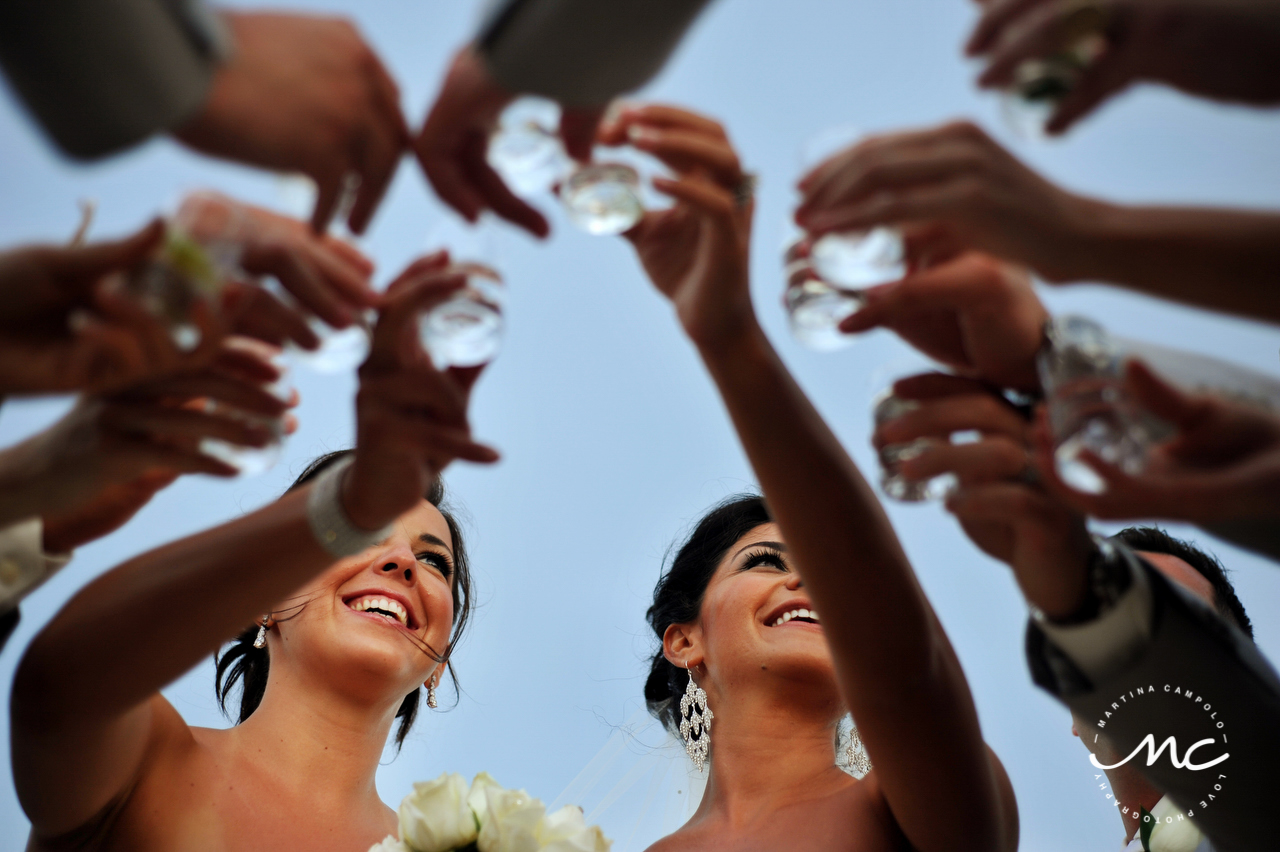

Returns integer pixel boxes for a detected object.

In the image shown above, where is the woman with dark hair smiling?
[604,104,1019,852]
[8,253,498,852]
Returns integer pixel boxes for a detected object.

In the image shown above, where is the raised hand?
[794,121,1098,285]
[40,471,179,555]
[1035,359,1280,524]
[173,13,410,234]
[0,222,228,395]
[414,48,550,238]
[967,0,1280,135]
[342,253,500,532]
[206,195,378,349]
[0,341,295,555]
[876,372,1093,619]
[840,252,1047,391]
[601,104,754,348]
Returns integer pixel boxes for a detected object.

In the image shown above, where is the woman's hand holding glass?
[794,121,1100,286]
[343,253,500,533]
[604,104,755,350]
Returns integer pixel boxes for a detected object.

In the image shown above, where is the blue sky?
[3,1,1280,850]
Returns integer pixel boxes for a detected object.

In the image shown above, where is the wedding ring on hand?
[734,173,758,210]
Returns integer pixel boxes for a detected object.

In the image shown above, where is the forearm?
[475,0,713,106]
[696,326,1008,848]
[698,327,935,672]
[0,0,226,158]
[13,486,329,725]
[1074,202,1280,323]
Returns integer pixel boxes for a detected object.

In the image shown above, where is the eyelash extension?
[416,551,454,578]
[741,548,788,572]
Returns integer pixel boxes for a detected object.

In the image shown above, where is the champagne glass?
[419,216,506,369]
[487,97,645,236]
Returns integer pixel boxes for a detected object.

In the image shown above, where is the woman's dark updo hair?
[214,450,474,750]
[644,494,771,733]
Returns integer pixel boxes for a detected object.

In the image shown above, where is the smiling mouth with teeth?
[347,595,410,628]
[771,608,820,627]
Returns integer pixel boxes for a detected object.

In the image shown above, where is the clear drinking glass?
[487,97,571,196]
[199,348,291,477]
[784,240,866,351]
[873,393,956,502]
[285,303,372,374]
[419,262,505,368]
[487,97,645,236]
[1002,35,1106,138]
[419,216,505,369]
[558,162,644,235]
[122,192,249,350]
[784,126,907,350]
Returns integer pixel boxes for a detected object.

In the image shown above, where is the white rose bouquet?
[370,772,611,852]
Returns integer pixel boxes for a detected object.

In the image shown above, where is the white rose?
[400,773,479,852]
[536,806,612,852]
[1147,797,1205,852]
[476,786,545,852]
[467,772,503,831]
[369,836,412,852]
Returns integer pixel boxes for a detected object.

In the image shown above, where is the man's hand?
[0,342,294,540]
[968,0,1280,135]
[1036,359,1280,524]
[415,48,549,238]
[173,12,410,234]
[840,252,1048,391]
[876,372,1094,618]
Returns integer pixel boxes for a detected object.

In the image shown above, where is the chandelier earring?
[836,714,872,779]
[426,678,439,710]
[679,660,713,771]
[252,614,271,649]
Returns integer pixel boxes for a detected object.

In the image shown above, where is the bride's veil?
[550,706,871,852]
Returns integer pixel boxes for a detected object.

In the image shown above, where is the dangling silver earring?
[679,661,713,771]
[836,714,872,779]
[426,681,439,709]
[253,615,270,649]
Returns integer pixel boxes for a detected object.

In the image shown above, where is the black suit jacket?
[1027,563,1280,852]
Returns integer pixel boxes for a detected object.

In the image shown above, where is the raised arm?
[795,121,1280,325]
[9,256,497,840]
[613,104,1017,852]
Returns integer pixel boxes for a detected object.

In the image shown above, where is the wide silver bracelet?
[306,456,395,558]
